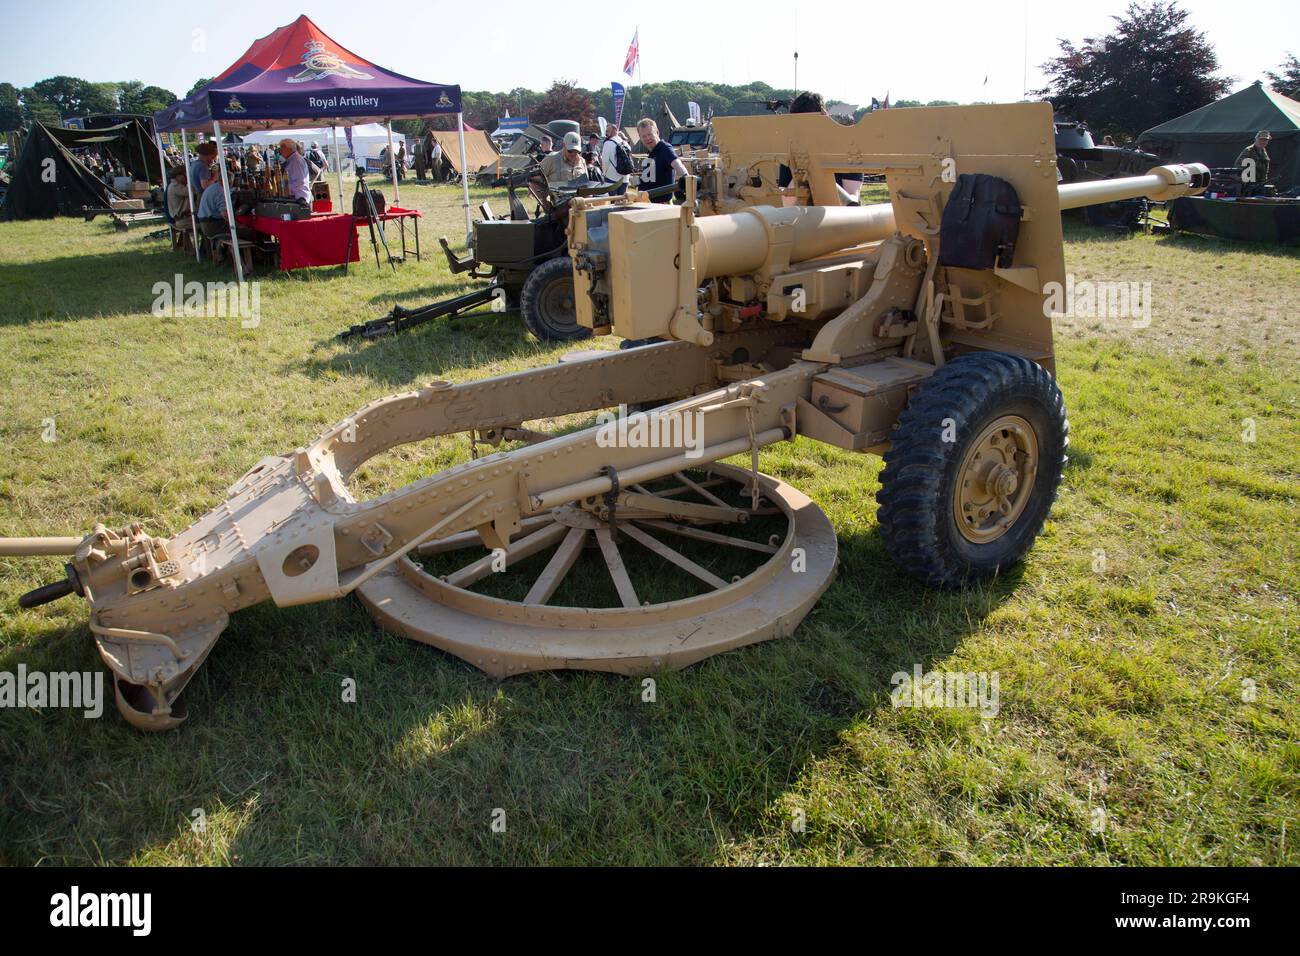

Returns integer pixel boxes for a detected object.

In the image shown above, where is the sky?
[0,0,1293,108]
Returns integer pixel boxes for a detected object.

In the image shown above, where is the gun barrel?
[0,536,82,556]
[1058,163,1210,210]
[695,203,897,279]
[693,163,1209,280]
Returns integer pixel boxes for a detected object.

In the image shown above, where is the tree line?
[3,2,1296,145]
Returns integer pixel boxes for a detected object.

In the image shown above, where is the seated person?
[278,137,312,204]
[166,166,192,229]
[196,180,257,245]
[188,141,219,194]
[541,132,589,184]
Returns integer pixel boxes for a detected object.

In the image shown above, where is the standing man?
[413,135,426,182]
[1234,130,1271,195]
[308,141,328,174]
[397,142,407,182]
[600,127,632,195]
[421,128,436,181]
[278,137,312,204]
[430,137,443,182]
[635,118,688,200]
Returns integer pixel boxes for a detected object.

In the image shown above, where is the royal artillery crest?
[288,40,374,84]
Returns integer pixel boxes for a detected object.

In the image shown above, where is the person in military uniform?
[1234,131,1271,195]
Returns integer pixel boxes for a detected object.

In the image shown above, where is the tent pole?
[386,120,400,204]
[213,120,245,285]
[457,112,471,241]
[332,124,343,211]
[180,128,200,263]
[153,130,169,206]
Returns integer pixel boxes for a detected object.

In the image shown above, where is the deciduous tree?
[1035,1,1231,140]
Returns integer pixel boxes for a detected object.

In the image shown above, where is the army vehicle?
[344,171,619,343]
[4,104,1208,729]
[475,120,580,186]
[1054,119,1160,228]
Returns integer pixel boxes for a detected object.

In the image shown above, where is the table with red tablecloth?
[234,211,359,271]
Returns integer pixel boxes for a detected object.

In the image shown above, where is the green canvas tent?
[2,122,127,220]
[1137,81,1300,190]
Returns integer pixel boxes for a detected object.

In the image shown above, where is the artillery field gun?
[2,104,1208,729]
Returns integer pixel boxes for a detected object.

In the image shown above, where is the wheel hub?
[954,415,1038,544]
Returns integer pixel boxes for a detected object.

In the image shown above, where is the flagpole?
[636,26,643,122]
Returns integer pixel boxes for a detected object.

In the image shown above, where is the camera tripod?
[345,168,397,273]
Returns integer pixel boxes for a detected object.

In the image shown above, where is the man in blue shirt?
[635,118,689,202]
[196,180,256,244]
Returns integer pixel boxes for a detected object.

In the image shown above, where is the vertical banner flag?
[345,125,354,157]
[623,30,639,77]
[612,82,626,130]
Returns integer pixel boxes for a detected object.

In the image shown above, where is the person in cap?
[307,141,328,173]
[1234,131,1271,195]
[541,131,589,184]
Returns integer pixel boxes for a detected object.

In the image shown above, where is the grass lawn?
[0,178,1296,865]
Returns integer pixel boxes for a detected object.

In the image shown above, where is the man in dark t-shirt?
[635,118,689,201]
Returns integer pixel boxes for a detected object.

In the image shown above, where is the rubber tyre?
[520,256,590,342]
[876,351,1068,587]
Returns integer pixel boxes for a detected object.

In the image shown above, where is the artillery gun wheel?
[355,464,837,677]
[876,352,1068,587]
[520,255,591,342]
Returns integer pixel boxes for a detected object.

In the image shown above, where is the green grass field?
[0,178,1296,865]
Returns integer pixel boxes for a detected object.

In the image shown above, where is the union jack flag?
[623,29,639,77]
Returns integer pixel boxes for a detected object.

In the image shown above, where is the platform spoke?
[635,520,779,554]
[594,527,640,608]
[419,515,555,555]
[523,527,588,605]
[445,521,569,589]
[620,523,729,589]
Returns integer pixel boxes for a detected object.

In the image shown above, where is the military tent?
[1137,82,1300,190]
[2,122,130,220]
[438,127,497,178]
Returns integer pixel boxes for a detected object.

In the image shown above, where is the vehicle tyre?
[876,351,1068,587]
[520,256,589,342]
